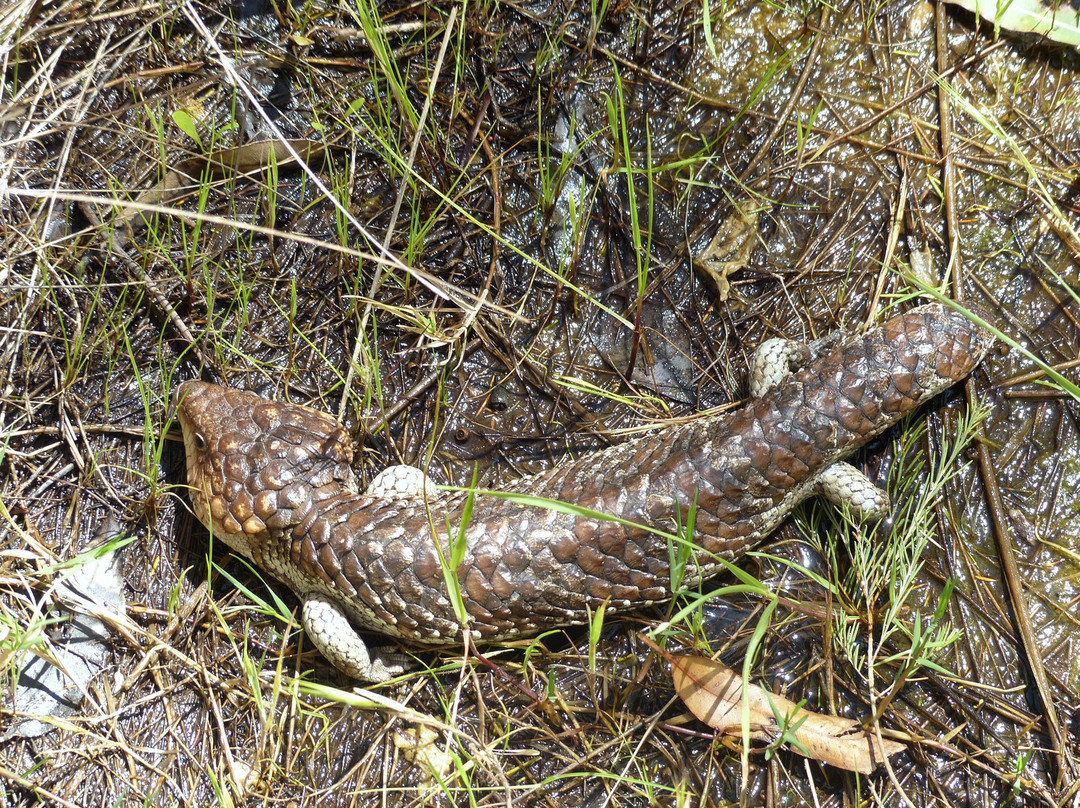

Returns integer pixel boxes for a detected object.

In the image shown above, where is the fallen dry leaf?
[943,0,1080,45]
[118,139,329,231]
[670,654,904,774]
[693,197,761,301]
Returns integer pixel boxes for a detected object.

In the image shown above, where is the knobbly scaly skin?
[176,303,994,653]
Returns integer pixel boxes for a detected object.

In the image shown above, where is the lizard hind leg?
[815,461,890,524]
[749,338,813,397]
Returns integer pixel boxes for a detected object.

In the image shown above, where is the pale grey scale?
[365,465,429,498]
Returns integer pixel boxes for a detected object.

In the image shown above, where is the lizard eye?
[193,432,207,451]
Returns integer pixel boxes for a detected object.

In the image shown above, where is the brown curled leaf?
[669,654,905,774]
[692,197,760,302]
[118,139,329,232]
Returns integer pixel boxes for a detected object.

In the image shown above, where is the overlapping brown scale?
[175,305,995,644]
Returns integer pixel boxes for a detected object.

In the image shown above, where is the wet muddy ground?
[2,0,1079,805]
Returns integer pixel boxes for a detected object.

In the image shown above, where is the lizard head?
[175,381,356,558]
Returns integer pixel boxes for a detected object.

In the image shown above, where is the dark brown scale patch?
[513,578,538,603]
[306,516,331,548]
[610,583,638,601]
[530,549,557,582]
[390,604,418,631]
[381,540,413,577]
[354,581,382,615]
[764,445,796,488]
[252,403,281,431]
[413,547,445,587]
[366,557,393,593]
[937,344,961,378]
[318,543,341,578]
[550,534,580,563]
[491,571,513,598]
[223,453,252,483]
[253,490,278,522]
[629,569,657,590]
[501,539,530,572]
[333,571,356,597]
[586,577,611,600]
[744,438,771,471]
[299,534,318,572]
[275,424,308,446]
[621,538,646,568]
[600,553,629,586]
[726,411,755,436]
[224,479,244,502]
[345,508,366,532]
[248,444,271,473]
[465,569,494,609]
[395,574,424,605]
[857,389,881,423]
[230,495,253,522]
[575,544,606,577]
[571,519,596,545]
[843,370,867,403]
[834,391,863,433]
[341,551,364,585]
[891,369,914,399]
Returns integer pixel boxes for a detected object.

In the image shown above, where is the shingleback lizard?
[175,302,994,681]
